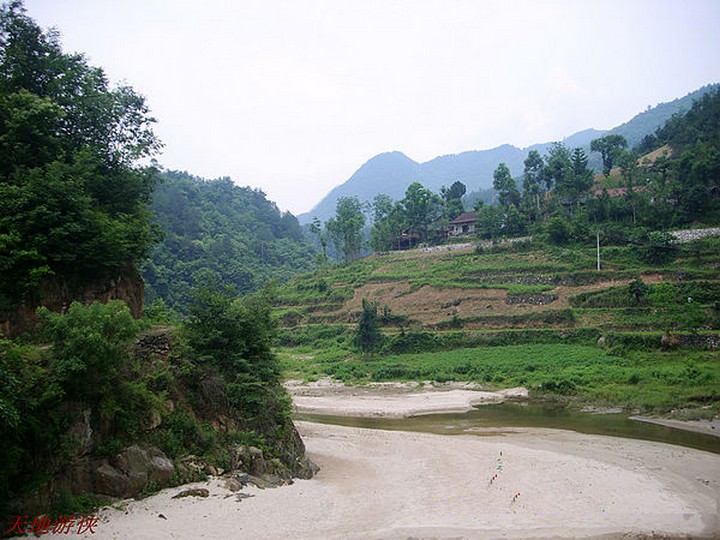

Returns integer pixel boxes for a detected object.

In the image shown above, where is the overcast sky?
[24,0,720,215]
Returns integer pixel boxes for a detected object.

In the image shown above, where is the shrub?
[637,231,678,264]
[627,278,650,307]
[182,285,292,432]
[355,298,383,355]
[545,216,572,245]
[38,300,142,409]
[540,379,577,395]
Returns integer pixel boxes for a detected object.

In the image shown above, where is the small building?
[449,212,479,236]
[390,230,421,250]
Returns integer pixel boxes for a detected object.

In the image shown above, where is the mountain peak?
[360,151,417,169]
[298,83,719,224]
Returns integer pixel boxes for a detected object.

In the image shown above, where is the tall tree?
[619,150,643,224]
[543,142,572,194]
[492,163,520,208]
[325,196,366,262]
[522,149,545,219]
[355,298,383,355]
[561,147,594,202]
[400,182,442,242]
[369,194,403,252]
[590,134,628,177]
[0,2,161,309]
[441,180,466,221]
[308,216,328,263]
[371,194,394,223]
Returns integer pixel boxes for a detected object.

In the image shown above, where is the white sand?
[69,384,720,539]
[292,386,529,417]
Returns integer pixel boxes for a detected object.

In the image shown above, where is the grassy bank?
[279,344,719,415]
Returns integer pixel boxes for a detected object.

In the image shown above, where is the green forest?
[142,170,317,314]
[0,2,309,519]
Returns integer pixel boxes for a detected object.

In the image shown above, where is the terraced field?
[273,235,720,414]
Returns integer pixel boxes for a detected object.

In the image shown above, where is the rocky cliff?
[0,266,144,338]
[6,327,317,518]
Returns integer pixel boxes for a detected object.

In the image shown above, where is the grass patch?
[433,309,576,330]
[282,342,720,414]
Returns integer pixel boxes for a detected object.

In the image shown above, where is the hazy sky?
[24,0,720,214]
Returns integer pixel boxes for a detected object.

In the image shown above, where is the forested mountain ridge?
[299,83,718,224]
[142,170,317,312]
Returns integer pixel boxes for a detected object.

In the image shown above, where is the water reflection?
[296,402,720,454]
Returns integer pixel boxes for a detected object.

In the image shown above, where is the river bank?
[73,381,720,539]
[287,378,720,438]
[73,421,719,539]
[286,378,529,417]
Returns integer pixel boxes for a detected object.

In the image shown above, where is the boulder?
[172,488,209,499]
[94,463,129,498]
[86,445,178,499]
[149,455,175,484]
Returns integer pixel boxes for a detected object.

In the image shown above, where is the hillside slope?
[273,233,720,414]
[142,171,318,312]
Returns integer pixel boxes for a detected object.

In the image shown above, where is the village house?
[449,212,479,236]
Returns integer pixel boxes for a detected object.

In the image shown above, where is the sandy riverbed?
[75,383,720,540]
[286,378,529,417]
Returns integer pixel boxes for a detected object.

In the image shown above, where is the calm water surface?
[296,402,720,454]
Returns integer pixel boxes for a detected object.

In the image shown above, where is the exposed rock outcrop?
[0,266,144,338]
[64,445,176,500]
[7,327,318,518]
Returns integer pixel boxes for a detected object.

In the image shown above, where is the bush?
[355,298,383,354]
[38,300,143,409]
[627,278,650,307]
[1,301,144,516]
[636,231,678,264]
[182,285,291,432]
[540,379,577,395]
[545,216,573,245]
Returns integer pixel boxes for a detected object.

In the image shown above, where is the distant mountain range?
[298,83,718,224]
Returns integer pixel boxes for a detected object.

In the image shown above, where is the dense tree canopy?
[142,171,316,312]
[653,88,720,222]
[368,183,445,251]
[492,163,520,208]
[401,182,443,242]
[590,135,628,177]
[441,180,467,221]
[324,196,366,262]
[0,2,161,309]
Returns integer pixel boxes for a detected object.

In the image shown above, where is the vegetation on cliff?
[1,289,305,519]
[0,2,161,312]
[0,2,313,522]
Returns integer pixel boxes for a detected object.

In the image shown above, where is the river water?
[297,402,720,454]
